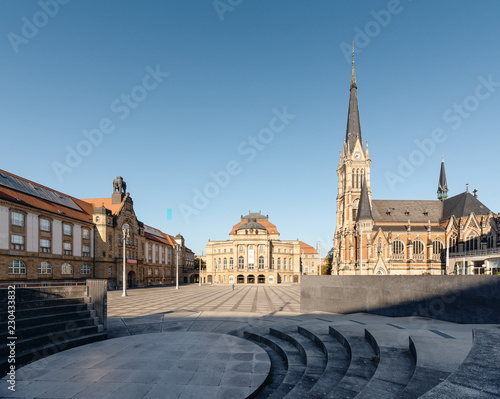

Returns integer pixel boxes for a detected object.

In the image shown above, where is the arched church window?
[466,231,479,251]
[392,239,405,255]
[413,239,425,255]
[432,239,444,255]
[487,232,495,248]
[377,238,382,256]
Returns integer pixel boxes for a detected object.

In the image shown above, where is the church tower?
[333,46,372,274]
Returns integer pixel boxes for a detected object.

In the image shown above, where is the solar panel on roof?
[0,172,83,212]
[144,225,163,238]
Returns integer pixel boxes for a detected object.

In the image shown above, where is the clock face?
[354,152,361,160]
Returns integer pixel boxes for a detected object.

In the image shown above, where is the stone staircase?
[235,317,500,398]
[0,291,107,376]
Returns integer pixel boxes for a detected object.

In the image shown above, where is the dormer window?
[404,210,410,216]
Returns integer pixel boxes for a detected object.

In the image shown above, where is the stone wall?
[300,275,500,324]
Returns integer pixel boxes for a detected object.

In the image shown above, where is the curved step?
[354,329,415,398]
[0,332,108,375]
[244,330,306,399]
[0,309,93,330]
[420,329,500,398]
[328,325,378,398]
[298,325,350,398]
[269,327,327,398]
[398,334,471,398]
[0,302,90,322]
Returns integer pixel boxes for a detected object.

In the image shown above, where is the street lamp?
[198,251,202,286]
[176,244,179,289]
[122,223,130,297]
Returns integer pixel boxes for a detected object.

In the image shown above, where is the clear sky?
[1,0,499,257]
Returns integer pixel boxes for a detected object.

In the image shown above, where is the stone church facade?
[333,51,499,276]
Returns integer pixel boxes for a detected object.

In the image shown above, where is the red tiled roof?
[0,170,93,223]
[81,197,123,216]
[299,241,317,255]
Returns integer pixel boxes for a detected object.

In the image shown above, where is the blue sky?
[1,0,499,257]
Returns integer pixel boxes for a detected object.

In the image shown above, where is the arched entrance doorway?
[258,275,265,284]
[247,275,255,284]
[237,275,245,284]
[190,274,199,283]
[127,271,136,288]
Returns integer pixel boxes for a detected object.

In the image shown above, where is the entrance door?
[127,271,136,288]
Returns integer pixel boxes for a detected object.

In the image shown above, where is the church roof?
[356,176,372,221]
[371,200,443,223]
[442,191,492,219]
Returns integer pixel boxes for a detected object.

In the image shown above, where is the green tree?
[321,248,333,275]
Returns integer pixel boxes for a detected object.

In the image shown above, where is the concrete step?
[0,331,108,375]
[0,301,90,322]
[297,325,350,398]
[0,309,93,330]
[328,325,378,398]
[0,325,100,358]
[268,327,327,398]
[355,329,415,398]
[420,328,500,398]
[0,317,98,341]
[244,330,306,399]
[397,334,471,399]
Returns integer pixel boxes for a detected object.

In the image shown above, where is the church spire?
[345,42,362,155]
[357,175,373,222]
[437,155,448,201]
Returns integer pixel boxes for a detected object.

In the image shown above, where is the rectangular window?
[81,264,90,274]
[40,239,51,253]
[40,219,50,232]
[82,228,90,239]
[11,212,24,227]
[108,266,112,275]
[63,224,72,236]
[63,242,72,255]
[11,235,24,250]
[83,245,90,257]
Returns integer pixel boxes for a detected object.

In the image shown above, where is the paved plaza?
[107,284,301,339]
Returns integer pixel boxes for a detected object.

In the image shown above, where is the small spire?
[356,175,373,222]
[350,41,357,89]
[437,156,448,201]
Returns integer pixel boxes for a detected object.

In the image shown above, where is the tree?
[321,248,333,275]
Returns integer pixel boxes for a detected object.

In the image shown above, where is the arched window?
[223,258,227,269]
[433,240,444,255]
[61,263,73,274]
[413,239,425,255]
[81,264,90,275]
[392,239,405,256]
[218,258,221,270]
[238,256,244,269]
[38,262,52,274]
[229,258,234,269]
[277,258,281,270]
[283,258,287,270]
[487,232,495,248]
[9,260,26,274]
[271,258,275,269]
[449,234,458,253]
[213,259,217,269]
[258,256,264,269]
[466,231,479,251]
[155,268,159,275]
[377,238,383,256]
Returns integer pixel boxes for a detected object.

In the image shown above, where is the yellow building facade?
[202,212,317,284]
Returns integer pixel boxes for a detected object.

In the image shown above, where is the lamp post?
[199,251,202,286]
[358,223,363,275]
[176,244,179,289]
[122,223,130,297]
